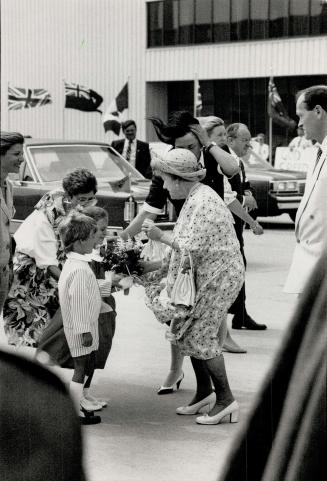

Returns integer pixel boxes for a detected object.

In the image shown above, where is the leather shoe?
[196,401,239,425]
[176,392,216,415]
[232,315,267,330]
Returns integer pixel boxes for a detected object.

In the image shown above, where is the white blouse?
[14,210,58,267]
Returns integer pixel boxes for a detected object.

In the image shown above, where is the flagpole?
[127,76,130,121]
[268,71,273,166]
[193,73,198,118]
[62,79,66,139]
[7,81,11,131]
[269,115,273,165]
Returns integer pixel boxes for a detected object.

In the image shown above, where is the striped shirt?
[58,251,101,357]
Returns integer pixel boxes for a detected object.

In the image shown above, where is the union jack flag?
[64,81,103,113]
[8,86,52,110]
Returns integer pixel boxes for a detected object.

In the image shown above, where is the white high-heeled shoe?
[157,372,184,395]
[196,400,239,425]
[176,392,216,415]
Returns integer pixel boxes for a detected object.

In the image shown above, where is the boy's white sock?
[69,381,84,413]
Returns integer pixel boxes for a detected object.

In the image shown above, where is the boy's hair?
[59,212,97,252]
[82,205,108,222]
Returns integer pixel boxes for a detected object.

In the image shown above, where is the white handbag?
[170,251,196,307]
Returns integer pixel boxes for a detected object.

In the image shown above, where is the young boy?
[58,212,102,425]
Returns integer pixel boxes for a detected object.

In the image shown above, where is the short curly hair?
[62,168,97,198]
[0,131,24,155]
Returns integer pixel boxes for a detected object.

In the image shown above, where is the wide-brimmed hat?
[151,148,206,181]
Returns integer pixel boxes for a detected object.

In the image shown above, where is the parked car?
[9,139,173,235]
[150,142,307,222]
[244,151,306,222]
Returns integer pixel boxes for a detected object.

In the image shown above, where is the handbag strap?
[179,249,194,276]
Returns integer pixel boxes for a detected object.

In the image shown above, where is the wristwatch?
[205,141,217,153]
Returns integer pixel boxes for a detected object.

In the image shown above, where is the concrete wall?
[1,0,326,142]
[1,0,148,141]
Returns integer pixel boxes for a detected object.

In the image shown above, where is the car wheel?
[289,212,297,223]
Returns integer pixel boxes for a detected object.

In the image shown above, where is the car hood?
[246,168,307,182]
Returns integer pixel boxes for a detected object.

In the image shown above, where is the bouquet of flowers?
[100,237,144,293]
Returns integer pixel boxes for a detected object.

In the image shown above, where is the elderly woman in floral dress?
[3,168,98,346]
[143,148,245,425]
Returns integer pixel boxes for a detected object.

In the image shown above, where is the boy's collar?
[66,251,91,262]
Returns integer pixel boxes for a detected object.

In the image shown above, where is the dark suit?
[111,139,152,179]
[222,145,256,324]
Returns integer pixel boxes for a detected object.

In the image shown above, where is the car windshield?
[28,144,144,182]
[243,151,272,170]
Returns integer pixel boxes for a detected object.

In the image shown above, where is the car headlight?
[272,181,298,192]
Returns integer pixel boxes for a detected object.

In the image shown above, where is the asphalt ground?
[0,214,299,481]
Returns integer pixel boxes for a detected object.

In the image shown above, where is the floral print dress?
[3,190,68,346]
[146,183,245,360]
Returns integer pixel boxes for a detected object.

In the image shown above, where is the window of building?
[179,0,195,44]
[250,0,269,39]
[311,0,327,34]
[289,0,310,36]
[269,0,289,38]
[231,0,249,41]
[163,0,179,45]
[195,0,212,43]
[147,0,327,47]
[212,0,230,41]
[147,1,163,47]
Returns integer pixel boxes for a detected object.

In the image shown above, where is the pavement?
[0,215,299,481]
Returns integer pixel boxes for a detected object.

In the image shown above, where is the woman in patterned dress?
[3,168,98,346]
[143,148,245,425]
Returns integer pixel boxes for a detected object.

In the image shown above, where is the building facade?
[1,0,327,146]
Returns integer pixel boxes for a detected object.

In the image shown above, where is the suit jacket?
[223,145,255,245]
[0,181,15,266]
[284,140,327,294]
[111,139,152,179]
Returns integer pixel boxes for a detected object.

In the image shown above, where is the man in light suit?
[0,132,24,313]
[111,119,152,179]
[284,85,327,294]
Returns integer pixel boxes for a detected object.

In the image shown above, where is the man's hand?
[189,124,211,148]
[243,194,258,211]
[82,332,93,347]
[142,219,163,241]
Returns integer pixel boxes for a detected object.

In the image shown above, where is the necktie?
[314,147,323,170]
[126,141,132,162]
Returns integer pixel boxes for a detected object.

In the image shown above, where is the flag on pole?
[8,86,52,110]
[194,77,203,117]
[268,77,296,129]
[64,81,103,113]
[102,83,129,135]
